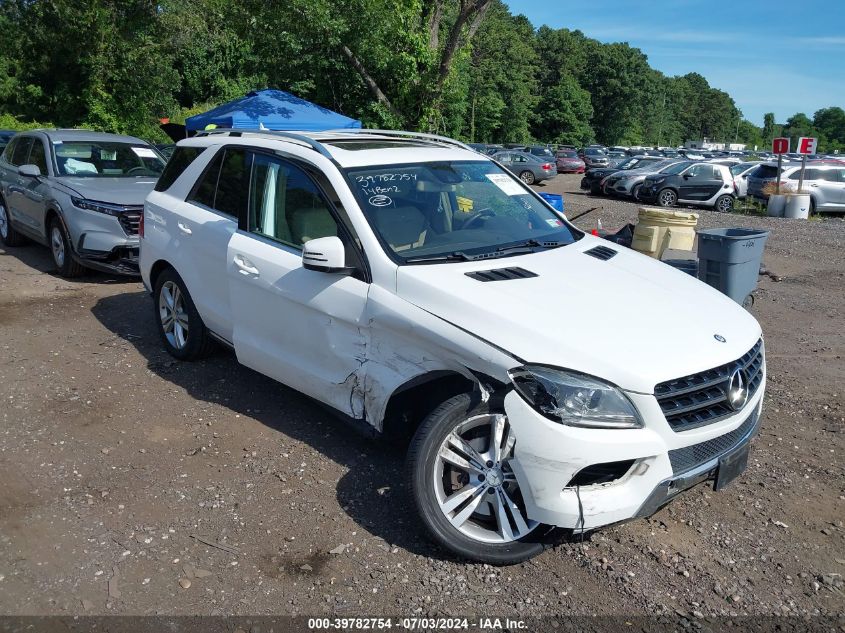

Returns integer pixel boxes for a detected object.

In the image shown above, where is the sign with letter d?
[772,138,789,154]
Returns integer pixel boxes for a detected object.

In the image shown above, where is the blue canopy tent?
[185,89,362,132]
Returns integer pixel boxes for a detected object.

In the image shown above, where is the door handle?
[177,222,192,235]
[233,254,260,276]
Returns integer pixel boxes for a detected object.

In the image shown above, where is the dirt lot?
[1,174,843,622]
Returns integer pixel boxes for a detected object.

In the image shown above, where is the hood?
[55,177,157,206]
[396,237,761,394]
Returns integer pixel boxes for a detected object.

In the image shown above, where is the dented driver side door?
[226,151,370,418]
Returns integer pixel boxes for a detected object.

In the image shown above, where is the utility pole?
[656,91,666,148]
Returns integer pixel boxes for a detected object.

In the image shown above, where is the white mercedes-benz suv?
[140,129,765,564]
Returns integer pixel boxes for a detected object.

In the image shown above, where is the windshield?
[346,161,580,263]
[557,151,578,158]
[54,141,165,177]
[660,161,692,175]
[619,157,646,170]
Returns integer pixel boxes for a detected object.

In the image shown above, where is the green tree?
[813,107,845,151]
[762,112,777,144]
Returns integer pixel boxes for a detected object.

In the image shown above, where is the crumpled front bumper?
[503,383,764,530]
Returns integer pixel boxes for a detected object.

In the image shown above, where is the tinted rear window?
[753,165,779,179]
[155,146,207,192]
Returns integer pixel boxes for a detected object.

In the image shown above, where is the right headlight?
[509,366,643,429]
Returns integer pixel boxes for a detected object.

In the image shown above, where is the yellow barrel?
[631,207,699,258]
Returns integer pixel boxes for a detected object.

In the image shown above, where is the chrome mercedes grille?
[655,339,764,432]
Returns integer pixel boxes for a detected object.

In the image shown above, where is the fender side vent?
[584,245,618,260]
[465,267,538,282]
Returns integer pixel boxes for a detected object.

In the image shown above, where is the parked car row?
[0,127,767,566]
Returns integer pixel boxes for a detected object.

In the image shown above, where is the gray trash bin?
[696,228,769,307]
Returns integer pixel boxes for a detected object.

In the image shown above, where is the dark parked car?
[579,147,609,168]
[555,149,586,173]
[514,145,555,159]
[580,155,667,195]
[491,150,557,184]
[156,143,176,160]
[638,162,736,212]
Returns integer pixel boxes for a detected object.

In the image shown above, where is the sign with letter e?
[797,137,817,155]
[772,138,789,154]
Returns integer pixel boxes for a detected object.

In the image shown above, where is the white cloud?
[794,36,845,46]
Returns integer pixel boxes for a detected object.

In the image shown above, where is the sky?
[502,0,845,126]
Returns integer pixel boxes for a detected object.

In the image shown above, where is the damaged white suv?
[140,129,765,564]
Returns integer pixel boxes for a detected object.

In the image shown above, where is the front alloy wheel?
[48,218,84,277]
[51,225,65,268]
[408,394,546,564]
[434,413,537,544]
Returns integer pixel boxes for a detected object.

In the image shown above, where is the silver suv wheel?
[51,225,65,267]
[433,413,537,544]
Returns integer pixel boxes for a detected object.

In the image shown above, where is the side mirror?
[302,236,354,275]
[683,173,692,180]
[19,164,41,178]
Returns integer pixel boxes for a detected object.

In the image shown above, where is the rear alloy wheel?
[48,218,85,277]
[714,194,734,213]
[0,198,26,246]
[408,394,546,564]
[153,268,214,360]
[657,188,677,207]
[519,171,535,185]
[631,184,642,200]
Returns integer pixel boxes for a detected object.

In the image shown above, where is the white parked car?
[729,162,763,199]
[140,129,765,564]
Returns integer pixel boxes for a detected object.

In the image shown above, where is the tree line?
[0,0,842,152]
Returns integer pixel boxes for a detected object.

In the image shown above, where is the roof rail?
[193,128,336,161]
[323,128,473,151]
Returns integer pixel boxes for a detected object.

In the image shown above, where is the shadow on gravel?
[91,290,454,561]
[1,243,131,284]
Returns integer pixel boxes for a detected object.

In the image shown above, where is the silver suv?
[0,129,166,276]
[747,161,845,212]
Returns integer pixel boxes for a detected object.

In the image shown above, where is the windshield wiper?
[496,239,565,254]
[404,251,473,263]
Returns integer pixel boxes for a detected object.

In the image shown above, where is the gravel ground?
[0,174,843,622]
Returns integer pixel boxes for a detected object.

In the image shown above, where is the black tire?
[714,194,734,213]
[656,188,677,207]
[0,197,27,246]
[519,170,535,185]
[152,267,215,360]
[809,197,817,216]
[589,182,603,196]
[407,393,548,565]
[631,184,642,200]
[48,217,85,277]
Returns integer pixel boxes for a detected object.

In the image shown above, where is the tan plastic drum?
[631,207,699,258]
